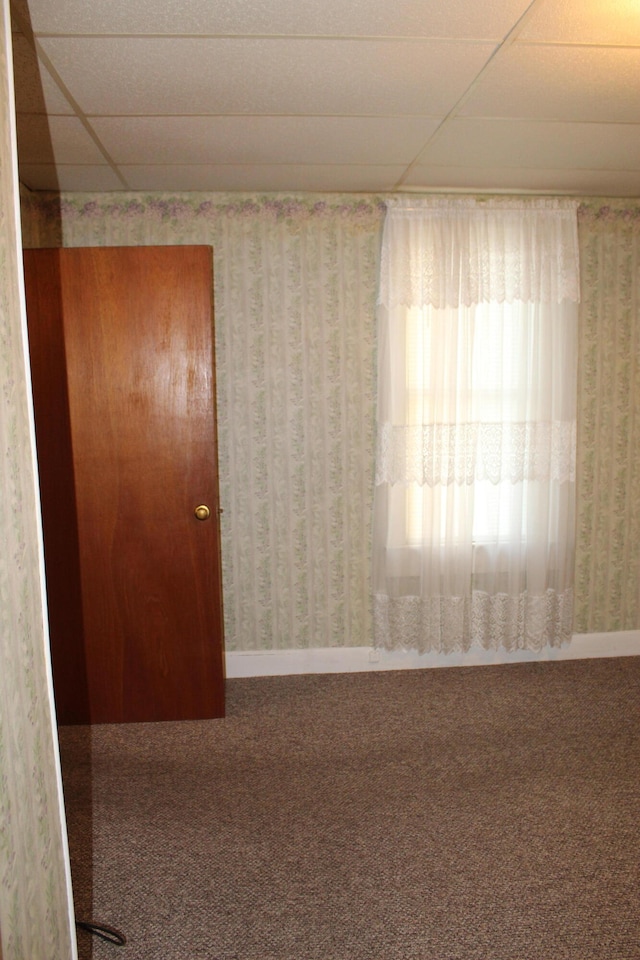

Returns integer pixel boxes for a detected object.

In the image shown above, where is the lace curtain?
[373,197,580,653]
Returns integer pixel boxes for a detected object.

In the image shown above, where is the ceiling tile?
[460,44,640,123]
[89,115,439,165]
[402,165,640,196]
[25,0,530,40]
[120,164,406,192]
[13,0,640,197]
[416,118,640,170]
[18,164,124,191]
[38,37,495,117]
[11,35,74,114]
[520,0,640,45]
[16,115,107,164]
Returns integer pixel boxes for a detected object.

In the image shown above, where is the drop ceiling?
[10,0,640,195]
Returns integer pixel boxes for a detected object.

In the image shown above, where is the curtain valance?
[378,197,580,309]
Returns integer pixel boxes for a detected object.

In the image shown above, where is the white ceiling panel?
[11,34,73,115]
[90,115,440,165]
[11,0,640,196]
[16,115,108,164]
[121,164,407,192]
[24,0,532,41]
[403,165,640,196]
[18,164,124,191]
[520,0,640,45]
[460,44,640,123]
[416,118,640,171]
[38,37,496,117]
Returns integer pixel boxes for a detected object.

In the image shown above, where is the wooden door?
[23,246,225,724]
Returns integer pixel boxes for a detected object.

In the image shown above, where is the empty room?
[1,1,640,959]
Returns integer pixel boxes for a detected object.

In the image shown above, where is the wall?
[22,192,382,654]
[575,203,640,632]
[0,1,75,956]
[19,191,640,656]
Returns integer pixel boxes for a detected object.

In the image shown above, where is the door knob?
[194,504,211,521]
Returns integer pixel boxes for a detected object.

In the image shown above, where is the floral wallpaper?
[574,201,640,632]
[19,191,640,648]
[0,2,75,957]
[22,192,384,652]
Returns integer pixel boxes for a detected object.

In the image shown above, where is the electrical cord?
[76,921,126,946]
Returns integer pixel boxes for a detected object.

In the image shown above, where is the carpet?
[58,657,640,960]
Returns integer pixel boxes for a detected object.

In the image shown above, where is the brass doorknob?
[194,504,211,521]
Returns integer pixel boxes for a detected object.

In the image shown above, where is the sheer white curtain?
[373,197,580,653]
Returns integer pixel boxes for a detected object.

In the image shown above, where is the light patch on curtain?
[405,301,532,547]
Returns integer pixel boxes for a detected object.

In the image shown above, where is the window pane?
[405,301,530,544]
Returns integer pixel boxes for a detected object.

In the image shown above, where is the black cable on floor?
[76,921,126,946]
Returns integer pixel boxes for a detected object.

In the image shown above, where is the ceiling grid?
[10,0,640,195]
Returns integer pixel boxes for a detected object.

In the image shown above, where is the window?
[405,301,533,547]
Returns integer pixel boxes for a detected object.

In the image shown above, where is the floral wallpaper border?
[578,201,640,227]
[22,190,386,234]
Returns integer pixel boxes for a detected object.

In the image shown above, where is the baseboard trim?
[225,631,640,678]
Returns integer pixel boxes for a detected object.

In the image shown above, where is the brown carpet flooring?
[58,657,640,960]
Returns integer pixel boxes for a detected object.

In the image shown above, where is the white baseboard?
[225,631,640,679]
